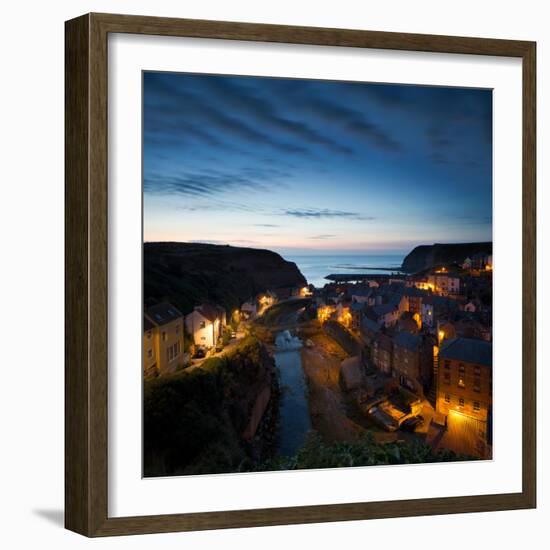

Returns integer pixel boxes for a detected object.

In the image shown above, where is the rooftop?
[372,303,396,317]
[145,302,183,326]
[393,331,422,352]
[439,337,492,367]
[196,303,225,322]
[361,317,381,334]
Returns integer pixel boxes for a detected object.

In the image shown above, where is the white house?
[185,304,226,349]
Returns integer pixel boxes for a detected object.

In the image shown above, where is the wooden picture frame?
[65,12,536,537]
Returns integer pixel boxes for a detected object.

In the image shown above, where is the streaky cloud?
[282,208,375,221]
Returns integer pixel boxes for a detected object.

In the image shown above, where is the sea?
[284,254,406,288]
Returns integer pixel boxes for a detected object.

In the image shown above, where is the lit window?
[459,398,465,407]
[458,378,465,388]
[473,401,480,412]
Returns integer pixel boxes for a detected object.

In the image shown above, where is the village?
[143,250,493,461]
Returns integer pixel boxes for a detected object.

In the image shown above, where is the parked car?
[193,347,206,359]
[367,405,399,432]
[400,415,424,432]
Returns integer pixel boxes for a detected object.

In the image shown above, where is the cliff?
[401,242,492,273]
[144,242,306,314]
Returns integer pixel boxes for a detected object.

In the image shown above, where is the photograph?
[141,71,493,478]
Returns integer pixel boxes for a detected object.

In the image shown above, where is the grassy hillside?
[144,241,306,314]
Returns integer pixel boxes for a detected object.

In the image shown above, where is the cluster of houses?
[143,301,226,378]
[239,285,311,320]
[143,285,309,378]
[315,260,493,457]
[462,252,493,272]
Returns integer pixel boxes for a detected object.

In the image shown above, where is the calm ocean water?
[284,254,406,288]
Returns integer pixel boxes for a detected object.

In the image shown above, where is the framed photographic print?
[65,13,536,536]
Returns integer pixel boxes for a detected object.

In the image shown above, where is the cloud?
[253,223,280,228]
[426,127,453,150]
[144,172,262,198]
[310,234,337,239]
[282,208,375,220]
[193,76,354,155]
[144,165,289,200]
[300,96,402,152]
[144,74,312,156]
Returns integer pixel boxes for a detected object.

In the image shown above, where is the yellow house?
[143,302,185,377]
[436,337,492,457]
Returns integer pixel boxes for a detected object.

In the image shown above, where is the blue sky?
[143,71,492,256]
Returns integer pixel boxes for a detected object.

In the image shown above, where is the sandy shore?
[301,333,365,443]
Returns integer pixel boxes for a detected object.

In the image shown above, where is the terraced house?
[143,302,185,378]
[392,331,433,396]
[436,337,492,456]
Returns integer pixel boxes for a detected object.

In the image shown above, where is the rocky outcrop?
[144,242,307,314]
[401,242,492,273]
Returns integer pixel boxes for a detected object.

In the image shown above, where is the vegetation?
[144,242,305,314]
[222,326,232,346]
[257,431,474,471]
[143,336,274,476]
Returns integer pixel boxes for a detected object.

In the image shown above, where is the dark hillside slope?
[401,242,492,273]
[144,242,306,314]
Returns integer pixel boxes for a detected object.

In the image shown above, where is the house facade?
[436,337,492,437]
[185,304,226,349]
[392,331,433,395]
[350,301,365,331]
[351,287,374,304]
[143,316,158,379]
[428,274,460,296]
[372,333,393,375]
[367,303,399,328]
[143,302,185,377]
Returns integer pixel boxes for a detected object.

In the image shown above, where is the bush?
[256,431,475,472]
[143,337,272,476]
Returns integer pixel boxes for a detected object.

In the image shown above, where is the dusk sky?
[143,72,492,256]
